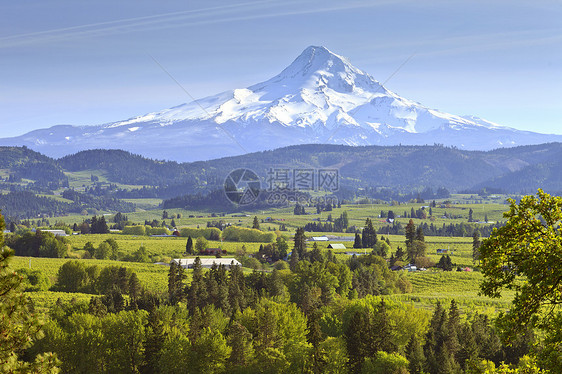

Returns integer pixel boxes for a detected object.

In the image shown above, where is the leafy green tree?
[15,268,51,291]
[363,351,409,374]
[103,238,119,260]
[83,241,95,258]
[195,236,208,253]
[276,236,288,260]
[94,241,111,259]
[0,212,59,372]
[55,260,90,292]
[480,190,562,341]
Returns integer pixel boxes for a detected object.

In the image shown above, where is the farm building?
[327,243,346,250]
[172,258,241,269]
[41,229,67,237]
[310,236,329,241]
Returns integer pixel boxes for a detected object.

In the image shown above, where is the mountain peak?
[252,45,382,94]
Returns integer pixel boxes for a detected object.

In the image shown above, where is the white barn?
[172,258,241,269]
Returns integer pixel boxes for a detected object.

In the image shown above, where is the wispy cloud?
[0,0,404,48]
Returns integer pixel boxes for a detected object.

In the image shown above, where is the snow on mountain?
[1,46,560,162]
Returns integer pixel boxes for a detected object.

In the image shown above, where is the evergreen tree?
[167,261,186,304]
[345,310,368,373]
[361,218,377,248]
[289,249,300,271]
[187,257,208,313]
[472,230,481,263]
[228,265,246,313]
[406,334,426,374]
[415,226,425,242]
[186,236,194,255]
[437,255,453,271]
[468,208,473,222]
[309,242,323,263]
[293,227,307,258]
[353,232,362,249]
[128,272,142,306]
[142,308,165,373]
[227,319,255,370]
[252,216,260,230]
[307,308,326,373]
[405,219,416,248]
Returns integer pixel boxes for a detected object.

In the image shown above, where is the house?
[200,248,227,256]
[172,258,241,269]
[327,243,346,250]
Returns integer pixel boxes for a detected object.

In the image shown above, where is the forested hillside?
[4,143,562,218]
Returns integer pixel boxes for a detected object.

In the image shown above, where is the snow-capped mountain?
[2,46,560,162]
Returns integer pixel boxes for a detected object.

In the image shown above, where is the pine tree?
[252,216,260,230]
[405,219,416,248]
[228,264,246,313]
[227,318,255,369]
[289,249,299,271]
[406,334,426,374]
[361,218,377,248]
[187,257,207,313]
[345,310,368,373]
[167,261,186,304]
[415,226,425,242]
[309,242,323,263]
[472,230,481,263]
[142,308,165,373]
[128,272,142,306]
[353,232,362,249]
[186,236,194,255]
[293,227,307,258]
[307,308,326,373]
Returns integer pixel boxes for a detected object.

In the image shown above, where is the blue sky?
[1,0,561,137]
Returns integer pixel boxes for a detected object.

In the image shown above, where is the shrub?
[15,268,51,292]
[122,225,146,236]
[179,227,221,240]
[222,226,275,243]
[146,227,171,236]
